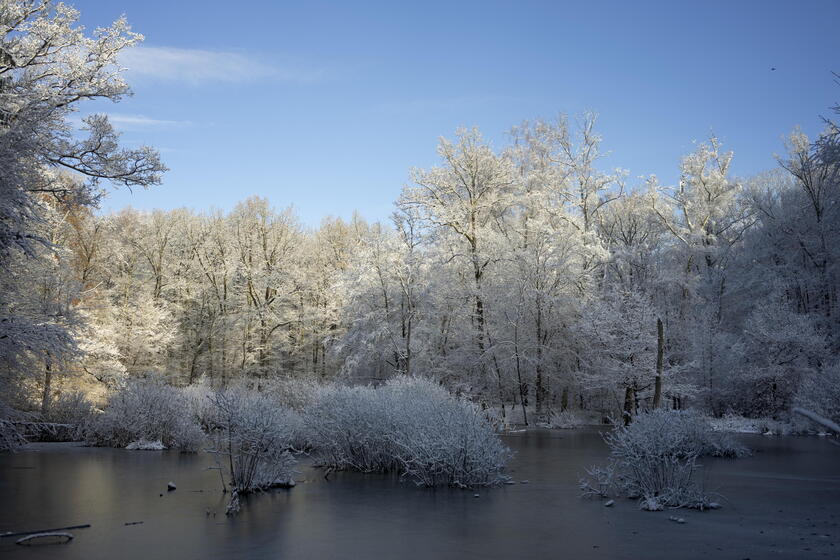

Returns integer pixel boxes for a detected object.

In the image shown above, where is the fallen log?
[0,524,90,538]
[11,422,74,428]
[16,532,74,546]
[792,407,840,434]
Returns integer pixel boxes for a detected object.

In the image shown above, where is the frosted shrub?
[547,409,587,429]
[581,409,747,510]
[43,391,96,441]
[707,414,763,434]
[389,398,511,487]
[0,399,28,452]
[258,378,319,451]
[262,377,321,412]
[87,376,204,451]
[45,391,95,424]
[707,413,796,436]
[181,383,220,430]
[208,387,297,494]
[281,408,308,452]
[305,376,510,487]
[305,384,396,472]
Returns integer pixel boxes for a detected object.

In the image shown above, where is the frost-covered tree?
[399,128,515,403]
[187,210,236,383]
[0,1,163,257]
[649,138,754,411]
[598,188,666,294]
[0,0,164,419]
[334,217,427,381]
[230,198,301,377]
[10,74,833,430]
[510,113,624,235]
[775,125,840,348]
[732,288,826,416]
[576,289,663,421]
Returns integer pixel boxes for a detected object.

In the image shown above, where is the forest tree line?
[1,2,838,426]
[4,111,839,423]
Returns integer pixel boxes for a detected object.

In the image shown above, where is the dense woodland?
[1,1,839,429]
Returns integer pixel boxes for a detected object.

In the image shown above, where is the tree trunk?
[653,317,664,408]
[513,324,528,426]
[475,271,505,420]
[534,305,546,414]
[485,330,506,421]
[405,312,412,376]
[41,358,53,416]
[623,385,635,426]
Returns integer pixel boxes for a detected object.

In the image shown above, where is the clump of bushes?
[44,391,96,425]
[707,413,797,436]
[181,381,220,431]
[305,384,394,472]
[63,374,510,489]
[261,377,321,412]
[581,409,748,511]
[305,376,511,487]
[208,387,297,495]
[547,409,588,429]
[0,399,29,452]
[42,391,97,441]
[1,390,97,449]
[86,376,204,451]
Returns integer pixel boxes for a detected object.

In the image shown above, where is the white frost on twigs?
[125,439,166,450]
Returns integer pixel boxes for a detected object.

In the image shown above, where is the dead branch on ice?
[792,407,840,434]
[15,532,74,545]
[0,524,90,538]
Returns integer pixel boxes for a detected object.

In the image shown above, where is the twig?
[206,462,227,493]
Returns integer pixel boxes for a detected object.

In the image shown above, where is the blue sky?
[72,0,840,227]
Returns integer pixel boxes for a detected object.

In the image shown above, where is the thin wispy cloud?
[69,113,191,132]
[120,46,324,85]
[107,114,190,129]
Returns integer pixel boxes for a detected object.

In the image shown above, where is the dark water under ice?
[1,429,838,559]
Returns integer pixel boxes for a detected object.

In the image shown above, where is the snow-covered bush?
[262,377,321,412]
[794,362,840,429]
[581,409,747,510]
[547,409,587,429]
[208,387,297,494]
[707,413,794,436]
[388,391,511,487]
[707,413,763,434]
[305,383,397,472]
[181,382,219,431]
[125,439,166,450]
[257,378,317,450]
[42,391,96,440]
[0,399,29,452]
[305,376,510,487]
[86,376,203,451]
[45,391,95,425]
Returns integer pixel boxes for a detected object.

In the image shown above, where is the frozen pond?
[1,429,838,559]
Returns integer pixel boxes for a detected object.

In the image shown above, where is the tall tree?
[0,0,164,411]
[399,128,514,406]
